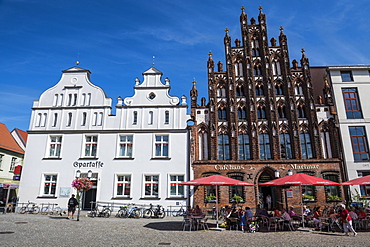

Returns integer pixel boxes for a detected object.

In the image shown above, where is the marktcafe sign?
[214,164,320,171]
[73,161,104,168]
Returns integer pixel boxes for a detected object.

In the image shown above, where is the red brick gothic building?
[189,7,345,212]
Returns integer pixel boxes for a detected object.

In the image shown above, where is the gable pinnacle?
[241,5,245,12]
[259,6,263,12]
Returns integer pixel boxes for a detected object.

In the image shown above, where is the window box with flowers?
[327,195,342,202]
[206,195,216,203]
[302,195,315,201]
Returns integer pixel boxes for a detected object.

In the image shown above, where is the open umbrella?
[259,173,340,228]
[341,174,370,185]
[179,175,255,229]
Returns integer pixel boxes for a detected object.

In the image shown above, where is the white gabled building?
[328,66,370,200]
[18,65,190,210]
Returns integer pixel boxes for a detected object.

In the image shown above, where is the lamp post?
[76,170,92,221]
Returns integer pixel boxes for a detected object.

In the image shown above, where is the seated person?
[224,205,231,220]
[302,205,311,216]
[184,206,193,216]
[273,207,281,217]
[256,204,269,217]
[226,208,239,227]
[288,206,296,217]
[281,208,292,222]
[312,206,322,229]
[349,207,358,220]
[357,207,367,219]
[245,207,255,220]
[193,205,203,216]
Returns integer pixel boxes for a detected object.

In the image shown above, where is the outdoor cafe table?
[190,215,204,230]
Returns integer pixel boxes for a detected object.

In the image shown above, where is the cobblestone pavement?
[1,213,370,247]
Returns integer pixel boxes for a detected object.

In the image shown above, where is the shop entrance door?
[82,175,97,210]
[258,171,277,210]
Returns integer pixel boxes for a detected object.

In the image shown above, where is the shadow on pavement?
[144,221,183,231]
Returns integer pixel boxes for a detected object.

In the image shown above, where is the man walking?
[67,194,79,219]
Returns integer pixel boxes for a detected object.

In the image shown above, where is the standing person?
[239,210,247,233]
[67,194,79,220]
[339,204,357,236]
[266,195,272,210]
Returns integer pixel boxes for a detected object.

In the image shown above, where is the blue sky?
[1,0,369,131]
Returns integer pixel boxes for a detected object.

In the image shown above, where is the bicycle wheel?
[176,208,185,217]
[33,206,40,214]
[158,208,165,219]
[19,207,27,214]
[88,210,97,218]
[143,209,152,218]
[40,207,49,215]
[104,210,111,218]
[53,207,62,216]
[133,209,142,218]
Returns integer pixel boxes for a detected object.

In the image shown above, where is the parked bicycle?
[115,205,129,218]
[172,204,185,217]
[143,204,165,218]
[40,203,63,216]
[19,201,40,214]
[124,205,142,218]
[88,205,111,218]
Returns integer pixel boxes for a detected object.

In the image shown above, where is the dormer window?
[149,92,156,100]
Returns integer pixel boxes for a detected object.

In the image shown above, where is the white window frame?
[168,174,185,198]
[83,135,98,158]
[48,135,62,158]
[40,174,58,197]
[114,174,132,198]
[154,135,169,158]
[117,135,133,158]
[143,174,159,198]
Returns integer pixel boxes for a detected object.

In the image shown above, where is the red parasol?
[179,175,255,229]
[260,173,340,228]
[341,174,370,185]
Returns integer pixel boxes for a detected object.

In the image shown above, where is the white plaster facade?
[18,66,190,210]
[329,66,370,198]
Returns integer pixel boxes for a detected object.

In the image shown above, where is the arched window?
[275,84,283,95]
[41,113,47,127]
[278,106,286,118]
[218,108,227,120]
[255,85,264,95]
[238,107,247,120]
[254,66,262,76]
[297,105,306,118]
[98,112,103,126]
[199,131,208,160]
[280,133,292,159]
[149,111,153,125]
[295,85,303,95]
[218,134,230,160]
[67,112,72,127]
[238,134,250,160]
[52,113,58,127]
[259,133,271,159]
[93,112,98,126]
[82,112,87,126]
[82,93,86,106]
[73,94,77,106]
[235,62,243,76]
[300,132,313,159]
[53,94,58,106]
[68,94,72,106]
[236,86,245,96]
[257,107,266,119]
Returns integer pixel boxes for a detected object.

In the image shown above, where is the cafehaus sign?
[73,161,104,168]
[214,164,320,171]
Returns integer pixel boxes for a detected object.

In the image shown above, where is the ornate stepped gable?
[191,6,326,162]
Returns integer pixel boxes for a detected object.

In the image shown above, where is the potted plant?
[231,195,243,203]
[206,195,216,202]
[302,195,315,201]
[327,195,342,201]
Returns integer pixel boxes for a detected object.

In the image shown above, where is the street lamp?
[76,170,93,221]
[274,169,280,178]
[288,169,293,176]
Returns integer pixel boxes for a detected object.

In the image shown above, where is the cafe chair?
[229,218,239,231]
[199,217,209,230]
[183,217,193,231]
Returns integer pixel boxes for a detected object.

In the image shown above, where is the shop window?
[342,88,363,119]
[229,174,245,203]
[115,175,131,197]
[300,133,313,159]
[49,136,62,158]
[259,133,271,159]
[144,175,159,198]
[238,134,250,160]
[42,174,57,196]
[324,174,341,201]
[118,135,133,158]
[169,175,184,197]
[349,126,369,161]
[358,172,370,197]
[154,135,169,157]
[84,135,98,157]
[218,134,230,160]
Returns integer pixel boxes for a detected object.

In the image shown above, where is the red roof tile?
[0,123,24,154]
